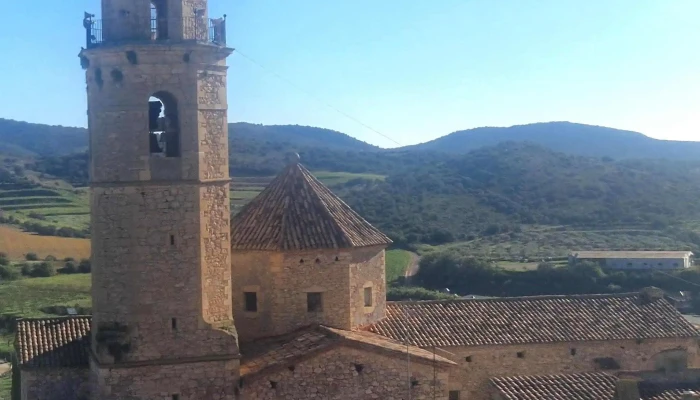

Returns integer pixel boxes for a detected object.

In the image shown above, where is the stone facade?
[20,368,90,400]
[241,346,450,400]
[79,0,238,397]
[90,359,239,400]
[444,338,700,400]
[232,246,386,342]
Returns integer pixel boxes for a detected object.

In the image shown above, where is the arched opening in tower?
[148,92,180,158]
[150,1,169,40]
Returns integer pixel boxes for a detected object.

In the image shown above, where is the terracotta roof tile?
[15,316,91,368]
[231,162,392,251]
[370,292,700,347]
[492,372,618,400]
[240,325,453,379]
[492,373,700,400]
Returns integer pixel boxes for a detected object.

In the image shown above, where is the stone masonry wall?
[90,358,239,400]
[444,337,700,400]
[232,247,388,342]
[232,250,351,341]
[200,183,235,326]
[242,346,450,400]
[21,368,90,400]
[85,46,228,184]
[348,246,386,329]
[91,183,237,364]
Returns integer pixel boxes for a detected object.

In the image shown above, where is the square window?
[307,292,323,312]
[449,391,460,400]
[364,287,373,307]
[244,292,258,312]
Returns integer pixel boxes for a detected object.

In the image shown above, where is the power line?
[232,49,403,147]
[653,269,700,289]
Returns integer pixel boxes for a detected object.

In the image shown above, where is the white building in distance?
[568,251,694,270]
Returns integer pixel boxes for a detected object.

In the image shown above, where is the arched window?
[150,1,168,40]
[148,92,180,158]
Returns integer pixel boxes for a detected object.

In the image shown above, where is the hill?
[403,121,700,160]
[0,119,87,157]
[336,142,700,245]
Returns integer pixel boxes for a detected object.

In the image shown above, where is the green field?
[385,249,413,285]
[0,374,10,400]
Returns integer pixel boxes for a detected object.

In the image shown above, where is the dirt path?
[0,362,10,376]
[403,252,421,284]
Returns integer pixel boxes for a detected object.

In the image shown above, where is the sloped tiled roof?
[240,325,453,379]
[491,372,618,400]
[231,162,392,251]
[15,316,91,368]
[370,292,700,347]
[492,372,700,400]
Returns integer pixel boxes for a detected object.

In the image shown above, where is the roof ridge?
[299,164,386,248]
[388,292,640,305]
[296,164,353,248]
[17,315,92,322]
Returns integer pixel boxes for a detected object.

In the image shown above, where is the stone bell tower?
[80,1,238,399]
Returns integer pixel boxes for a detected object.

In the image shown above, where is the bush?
[44,255,57,261]
[0,251,8,259]
[0,256,9,266]
[60,262,78,274]
[19,263,32,276]
[0,265,19,281]
[63,257,75,262]
[30,262,55,278]
[25,252,39,261]
[78,259,91,274]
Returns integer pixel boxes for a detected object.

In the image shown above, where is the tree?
[25,252,39,261]
[0,265,19,281]
[30,262,55,278]
[78,259,91,274]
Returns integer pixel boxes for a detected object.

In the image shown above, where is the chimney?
[640,287,665,305]
[615,378,640,400]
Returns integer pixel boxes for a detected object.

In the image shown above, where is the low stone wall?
[242,346,450,400]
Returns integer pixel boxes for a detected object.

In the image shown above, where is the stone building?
[10,0,700,398]
[490,367,700,400]
[230,160,392,341]
[370,287,700,400]
[569,251,695,270]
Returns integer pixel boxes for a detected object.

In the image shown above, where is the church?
[13,1,700,399]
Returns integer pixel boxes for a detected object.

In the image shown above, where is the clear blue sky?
[0,0,698,147]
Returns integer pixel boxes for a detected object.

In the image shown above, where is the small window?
[244,292,258,312]
[170,235,175,246]
[449,391,461,400]
[465,356,472,362]
[517,351,525,358]
[364,287,373,307]
[307,292,323,312]
[171,318,177,331]
[570,348,577,356]
[172,395,180,400]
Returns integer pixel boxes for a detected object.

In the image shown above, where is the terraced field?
[0,183,89,230]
